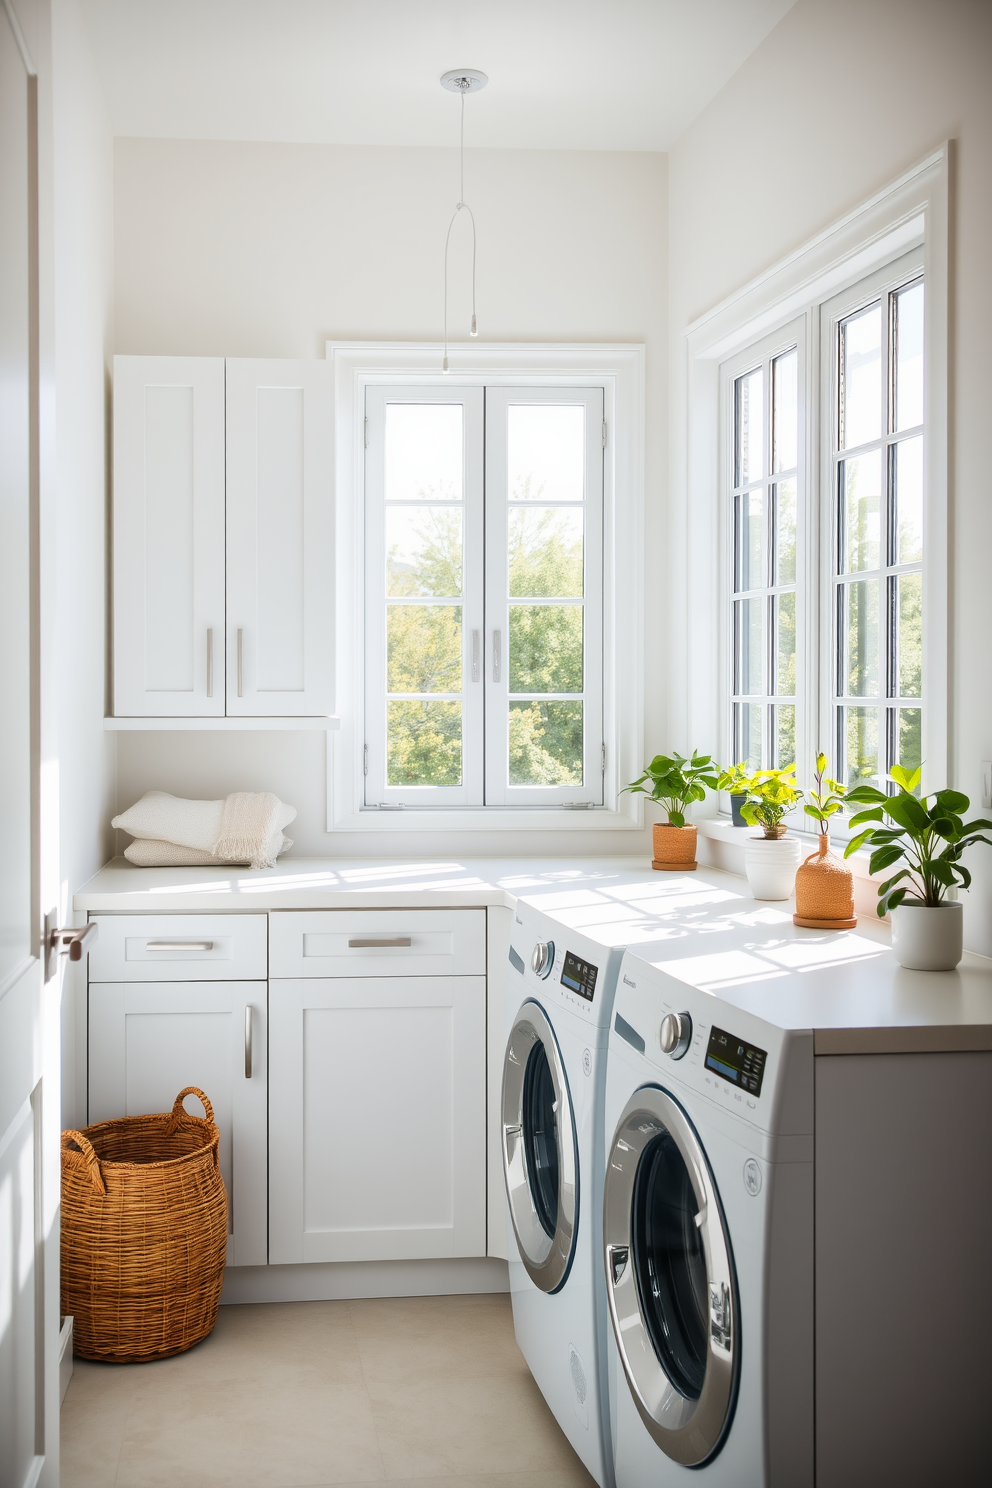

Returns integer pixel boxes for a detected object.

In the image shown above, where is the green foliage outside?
[385,498,587,787]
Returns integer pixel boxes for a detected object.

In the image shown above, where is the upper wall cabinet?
[112,355,334,721]
[113,356,226,717]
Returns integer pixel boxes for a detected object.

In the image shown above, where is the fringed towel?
[112,791,296,869]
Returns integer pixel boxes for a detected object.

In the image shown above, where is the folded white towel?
[124,833,293,868]
[113,791,297,870]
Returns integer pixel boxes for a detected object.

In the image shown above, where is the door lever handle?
[44,916,99,982]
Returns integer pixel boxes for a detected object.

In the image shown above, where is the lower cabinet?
[268,976,487,1264]
[88,981,268,1266]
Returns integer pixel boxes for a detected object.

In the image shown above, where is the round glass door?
[502,1002,578,1293]
[604,1086,738,1466]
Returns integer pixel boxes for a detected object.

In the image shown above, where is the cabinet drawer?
[88,915,267,981]
[269,910,486,978]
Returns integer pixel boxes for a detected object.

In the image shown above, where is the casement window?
[364,384,604,808]
[729,334,802,772]
[825,270,924,792]
[722,254,925,810]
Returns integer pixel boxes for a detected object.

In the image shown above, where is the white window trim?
[324,341,645,833]
[682,146,949,824]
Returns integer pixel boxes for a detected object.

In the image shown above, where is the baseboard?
[219,1256,510,1305]
[59,1316,74,1404]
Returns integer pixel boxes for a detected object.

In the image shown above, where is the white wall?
[112,138,667,857]
[51,0,116,1120]
[667,0,992,951]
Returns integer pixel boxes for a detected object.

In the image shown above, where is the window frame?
[685,147,948,843]
[325,341,645,835]
[820,252,925,802]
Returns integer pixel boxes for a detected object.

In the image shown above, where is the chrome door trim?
[604,1085,739,1467]
[502,1000,578,1293]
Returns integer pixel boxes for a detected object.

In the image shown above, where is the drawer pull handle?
[145,941,215,952]
[347,937,413,949]
[245,1005,253,1079]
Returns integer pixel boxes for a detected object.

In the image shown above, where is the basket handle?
[166,1086,216,1132]
[61,1130,106,1195]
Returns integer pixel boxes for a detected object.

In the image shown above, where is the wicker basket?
[61,1087,228,1363]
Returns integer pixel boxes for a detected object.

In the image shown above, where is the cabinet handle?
[347,937,413,948]
[237,628,244,697]
[493,629,501,683]
[244,1005,253,1079]
[206,628,213,697]
[471,629,480,682]
[145,941,214,952]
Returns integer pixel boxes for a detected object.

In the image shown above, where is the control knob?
[660,1011,692,1059]
[531,940,555,977]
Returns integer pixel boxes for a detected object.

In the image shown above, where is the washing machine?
[499,863,771,1487]
[602,951,815,1486]
[603,920,992,1488]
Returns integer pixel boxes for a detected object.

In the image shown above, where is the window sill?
[696,816,878,879]
[330,807,641,833]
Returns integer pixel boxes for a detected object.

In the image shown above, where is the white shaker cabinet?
[112,355,334,720]
[88,981,269,1266]
[225,359,334,716]
[269,975,487,1265]
[87,913,269,1266]
[112,356,226,717]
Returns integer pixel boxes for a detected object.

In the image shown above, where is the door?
[225,358,334,716]
[88,982,268,1266]
[0,8,54,1483]
[112,355,226,716]
[501,1001,579,1292]
[269,976,486,1263]
[603,1086,739,1468]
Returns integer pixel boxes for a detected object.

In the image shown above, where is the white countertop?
[75,856,992,1050]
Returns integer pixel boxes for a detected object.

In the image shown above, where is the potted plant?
[794,754,857,929]
[734,765,804,900]
[716,762,752,828]
[844,764,992,970]
[622,750,720,871]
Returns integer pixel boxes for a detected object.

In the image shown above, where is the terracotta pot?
[793,834,857,929]
[652,823,697,872]
[890,901,963,971]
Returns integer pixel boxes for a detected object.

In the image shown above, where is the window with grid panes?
[731,347,799,771]
[832,278,924,791]
[363,385,604,808]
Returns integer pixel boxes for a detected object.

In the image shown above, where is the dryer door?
[604,1085,739,1467]
[502,1001,578,1293]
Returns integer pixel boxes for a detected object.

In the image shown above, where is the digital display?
[705,1026,767,1097]
[561,950,598,1002]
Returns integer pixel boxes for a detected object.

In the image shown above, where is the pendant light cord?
[443,83,478,372]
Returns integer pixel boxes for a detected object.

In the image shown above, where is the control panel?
[560,949,598,1003]
[705,1026,768,1097]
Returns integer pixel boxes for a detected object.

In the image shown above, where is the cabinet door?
[269,976,486,1264]
[113,356,226,716]
[88,982,267,1266]
[225,358,334,716]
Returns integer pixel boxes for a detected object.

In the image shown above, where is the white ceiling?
[78,0,796,152]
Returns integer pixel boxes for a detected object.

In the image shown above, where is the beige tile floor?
[61,1293,599,1488]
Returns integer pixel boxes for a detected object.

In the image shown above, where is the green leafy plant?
[844,764,992,915]
[803,753,847,833]
[622,750,720,828]
[716,762,752,796]
[720,765,803,837]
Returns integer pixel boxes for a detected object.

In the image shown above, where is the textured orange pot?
[652,823,698,872]
[793,834,857,928]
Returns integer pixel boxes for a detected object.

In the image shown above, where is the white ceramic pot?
[890,901,963,971]
[743,835,802,901]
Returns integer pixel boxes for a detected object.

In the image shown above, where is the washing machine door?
[502,1000,578,1293]
[604,1085,739,1467]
